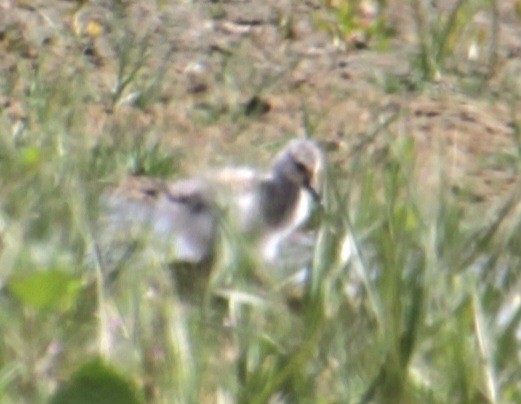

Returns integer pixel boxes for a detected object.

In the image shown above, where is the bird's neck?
[260,176,301,228]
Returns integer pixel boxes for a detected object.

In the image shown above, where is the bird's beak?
[305,182,321,203]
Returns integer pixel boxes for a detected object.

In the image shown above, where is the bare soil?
[2,0,521,215]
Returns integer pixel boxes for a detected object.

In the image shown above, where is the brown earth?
[2,0,521,219]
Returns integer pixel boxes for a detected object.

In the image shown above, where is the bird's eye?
[142,188,159,198]
[294,161,308,174]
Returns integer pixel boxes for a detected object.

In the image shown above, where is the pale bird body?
[213,139,323,260]
[100,177,217,264]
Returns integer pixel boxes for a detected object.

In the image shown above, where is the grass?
[316,0,395,50]
[409,0,500,83]
[0,1,520,403]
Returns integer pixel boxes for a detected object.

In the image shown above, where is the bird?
[97,176,218,267]
[96,138,324,268]
[212,138,323,261]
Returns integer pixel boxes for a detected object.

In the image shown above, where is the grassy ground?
[0,0,520,402]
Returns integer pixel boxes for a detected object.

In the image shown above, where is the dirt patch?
[2,0,521,215]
